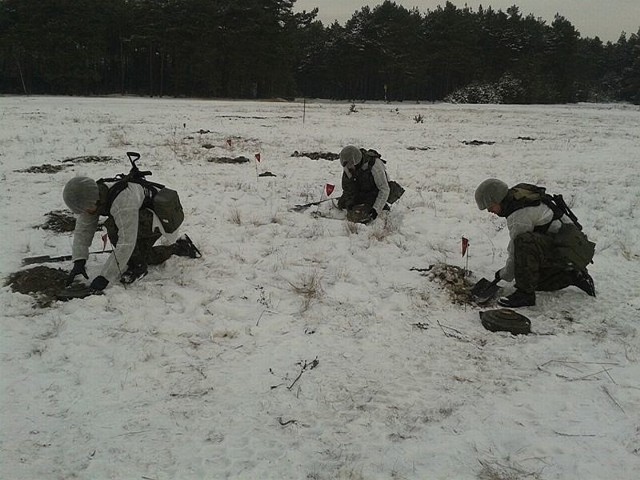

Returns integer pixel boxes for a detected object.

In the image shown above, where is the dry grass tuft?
[288,269,324,312]
[477,458,542,480]
[228,208,242,225]
[369,215,395,241]
[344,221,360,235]
[423,262,476,305]
[38,210,76,232]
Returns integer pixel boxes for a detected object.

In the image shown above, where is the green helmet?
[63,176,99,214]
[475,178,508,210]
[339,145,362,170]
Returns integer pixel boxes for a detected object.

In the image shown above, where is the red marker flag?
[461,237,469,257]
[255,153,261,162]
[102,233,109,252]
[325,183,335,197]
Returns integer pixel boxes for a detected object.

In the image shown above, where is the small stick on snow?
[602,386,626,414]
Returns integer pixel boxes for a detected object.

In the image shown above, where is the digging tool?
[290,198,334,212]
[56,283,104,301]
[22,250,113,266]
[470,277,501,304]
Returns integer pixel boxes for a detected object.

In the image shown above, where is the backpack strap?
[96,178,158,215]
[549,194,583,230]
[502,183,582,233]
[360,148,386,167]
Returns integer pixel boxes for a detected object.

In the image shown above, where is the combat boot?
[172,234,202,258]
[572,269,596,297]
[498,290,536,308]
[120,262,148,284]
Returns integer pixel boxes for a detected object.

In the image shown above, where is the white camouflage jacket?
[72,183,147,282]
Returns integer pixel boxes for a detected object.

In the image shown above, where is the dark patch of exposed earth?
[38,210,76,233]
[16,164,70,173]
[6,266,68,308]
[291,151,339,161]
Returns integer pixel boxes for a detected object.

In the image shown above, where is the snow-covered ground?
[1,96,639,480]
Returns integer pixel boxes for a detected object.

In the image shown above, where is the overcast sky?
[293,0,640,42]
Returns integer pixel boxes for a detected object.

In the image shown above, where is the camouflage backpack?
[505,183,595,270]
[97,152,184,233]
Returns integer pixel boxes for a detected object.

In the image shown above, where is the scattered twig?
[277,417,297,426]
[554,431,597,437]
[538,359,620,379]
[411,322,430,330]
[436,320,467,340]
[256,309,266,326]
[191,364,207,379]
[287,357,319,390]
[169,388,212,398]
[571,368,612,381]
[288,371,304,390]
[115,430,152,437]
[604,368,617,384]
[602,386,626,414]
[540,360,620,367]
[410,266,433,273]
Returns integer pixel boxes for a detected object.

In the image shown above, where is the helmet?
[475,178,508,210]
[63,176,99,214]
[339,145,362,170]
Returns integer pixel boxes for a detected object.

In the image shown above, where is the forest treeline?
[1,0,638,103]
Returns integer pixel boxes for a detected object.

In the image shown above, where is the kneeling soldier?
[63,175,200,292]
[475,178,596,308]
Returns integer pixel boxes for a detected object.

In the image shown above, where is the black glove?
[494,270,502,282]
[89,275,109,292]
[362,208,378,224]
[66,259,88,286]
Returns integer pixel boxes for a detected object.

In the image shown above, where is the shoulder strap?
[503,184,559,218]
[97,177,159,214]
[503,183,582,231]
[548,194,583,230]
[361,148,386,167]
[96,179,130,215]
[501,184,542,217]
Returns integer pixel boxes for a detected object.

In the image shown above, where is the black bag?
[152,187,184,233]
[387,181,405,204]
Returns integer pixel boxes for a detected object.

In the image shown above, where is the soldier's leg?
[130,210,174,267]
[536,265,575,291]
[512,232,555,293]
